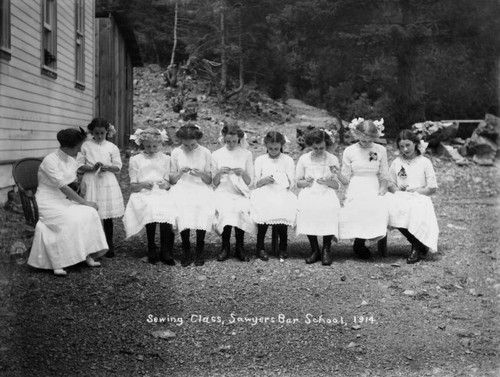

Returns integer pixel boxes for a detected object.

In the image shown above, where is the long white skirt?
[123,187,176,239]
[250,185,297,226]
[296,185,340,237]
[339,176,389,240]
[213,190,257,235]
[170,180,215,232]
[80,171,124,219]
[385,192,439,252]
[28,196,108,270]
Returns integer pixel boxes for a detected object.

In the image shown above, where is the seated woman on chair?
[28,128,108,276]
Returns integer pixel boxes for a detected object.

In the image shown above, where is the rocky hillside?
[132,64,340,160]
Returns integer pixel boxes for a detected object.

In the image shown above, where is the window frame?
[74,0,85,89]
[0,0,11,61]
[41,0,57,78]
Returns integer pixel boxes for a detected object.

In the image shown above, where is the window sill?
[75,82,85,91]
[41,66,57,79]
[0,48,11,61]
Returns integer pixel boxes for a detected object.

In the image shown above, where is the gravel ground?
[0,66,498,376]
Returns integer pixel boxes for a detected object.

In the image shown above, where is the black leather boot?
[235,228,249,262]
[305,236,321,264]
[407,245,421,264]
[145,223,158,264]
[217,226,231,261]
[256,224,269,261]
[103,219,115,258]
[377,235,387,257]
[277,225,288,260]
[353,238,371,260]
[194,230,206,266]
[321,236,333,266]
[159,223,175,266]
[180,229,192,267]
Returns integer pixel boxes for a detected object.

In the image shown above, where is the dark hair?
[57,128,87,148]
[87,118,110,132]
[221,121,245,139]
[176,122,204,140]
[263,131,286,145]
[304,129,333,147]
[397,130,421,155]
[263,131,286,153]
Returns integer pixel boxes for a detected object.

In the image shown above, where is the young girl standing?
[122,127,176,265]
[77,118,124,258]
[296,129,344,265]
[250,131,297,261]
[339,118,389,259]
[211,121,256,262]
[169,123,214,267]
[386,130,439,263]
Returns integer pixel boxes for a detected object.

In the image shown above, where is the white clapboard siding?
[0,0,96,203]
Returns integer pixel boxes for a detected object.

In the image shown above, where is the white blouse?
[129,152,170,183]
[170,145,211,184]
[389,155,437,191]
[254,153,295,188]
[296,151,339,182]
[77,139,122,170]
[38,149,78,190]
[341,142,389,181]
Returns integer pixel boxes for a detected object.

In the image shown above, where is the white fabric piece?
[250,154,297,226]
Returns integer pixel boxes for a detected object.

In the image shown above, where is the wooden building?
[95,10,142,149]
[0,1,142,205]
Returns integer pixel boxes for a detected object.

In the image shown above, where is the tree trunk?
[169,1,178,67]
[225,4,244,100]
[395,0,425,128]
[166,0,179,87]
[220,0,227,92]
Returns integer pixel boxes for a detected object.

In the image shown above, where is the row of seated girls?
[27,117,439,276]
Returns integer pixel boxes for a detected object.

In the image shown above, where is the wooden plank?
[0,128,55,140]
[0,165,15,189]
[0,139,60,151]
[0,92,93,118]
[1,75,93,109]
[0,148,55,162]
[0,109,89,129]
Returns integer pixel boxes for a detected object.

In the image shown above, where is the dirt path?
[0,70,499,376]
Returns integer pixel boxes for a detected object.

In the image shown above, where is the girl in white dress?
[386,130,439,263]
[122,127,176,265]
[170,123,214,267]
[77,118,124,258]
[296,129,344,265]
[212,122,256,262]
[250,131,297,261]
[339,118,389,259]
[28,128,107,276]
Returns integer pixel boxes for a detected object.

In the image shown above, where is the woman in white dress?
[296,129,344,265]
[77,118,124,258]
[169,123,214,267]
[122,127,176,265]
[28,128,108,276]
[212,122,256,262]
[386,130,439,263]
[339,118,389,259]
[250,131,297,261]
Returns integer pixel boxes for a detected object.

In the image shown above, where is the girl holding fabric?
[211,121,256,262]
[339,118,390,259]
[386,130,439,263]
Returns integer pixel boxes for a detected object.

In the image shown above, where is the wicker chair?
[12,158,42,227]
